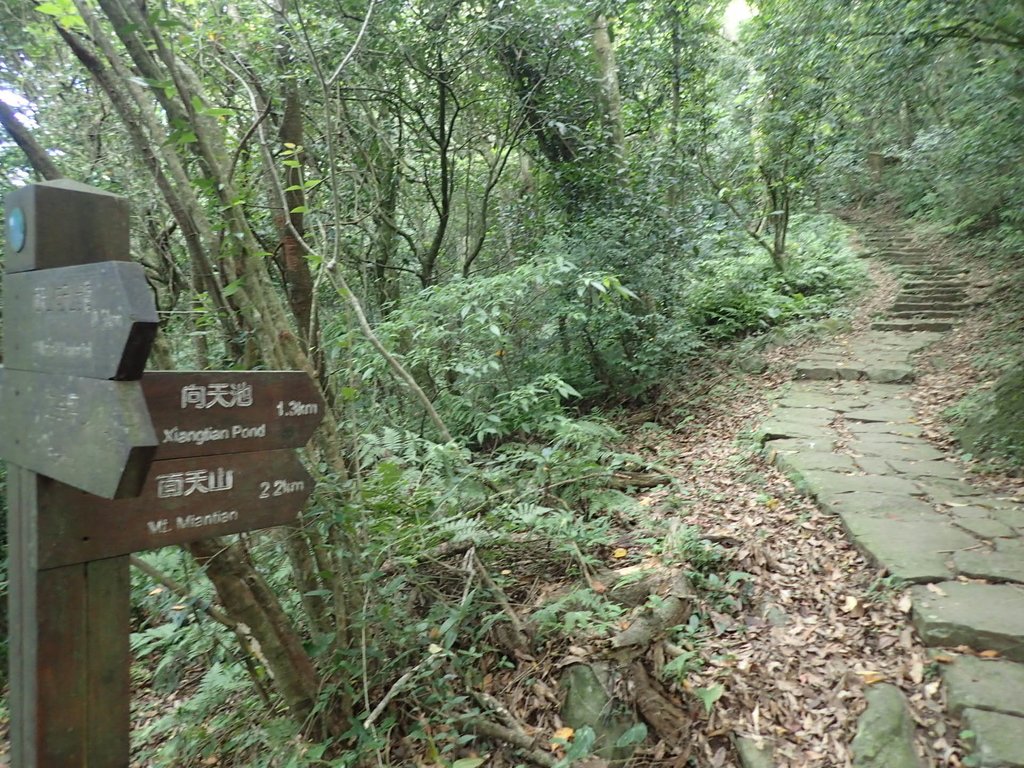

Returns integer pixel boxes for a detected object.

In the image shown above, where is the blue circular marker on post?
[7,206,26,252]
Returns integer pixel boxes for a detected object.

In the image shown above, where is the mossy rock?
[955,363,1024,466]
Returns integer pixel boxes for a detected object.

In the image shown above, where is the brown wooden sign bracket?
[3,180,325,767]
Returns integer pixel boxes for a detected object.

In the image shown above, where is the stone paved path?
[758,226,1024,767]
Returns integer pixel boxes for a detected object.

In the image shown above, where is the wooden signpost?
[2,180,325,767]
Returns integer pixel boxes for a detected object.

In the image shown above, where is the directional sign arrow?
[141,371,326,460]
[0,368,156,498]
[34,450,313,569]
[3,261,157,380]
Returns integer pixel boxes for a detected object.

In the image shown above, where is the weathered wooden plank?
[7,464,28,766]
[85,557,130,766]
[3,261,157,380]
[0,368,157,498]
[35,565,89,765]
[143,370,325,459]
[36,449,314,568]
[4,180,129,274]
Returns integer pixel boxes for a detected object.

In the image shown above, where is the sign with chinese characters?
[3,179,327,768]
[4,261,158,380]
[0,368,157,499]
[142,371,325,459]
[34,450,313,568]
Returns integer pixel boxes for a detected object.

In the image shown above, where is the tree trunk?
[591,12,625,166]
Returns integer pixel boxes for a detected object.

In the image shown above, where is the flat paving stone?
[865,366,915,383]
[940,655,1024,717]
[776,392,868,411]
[849,440,947,461]
[840,514,974,582]
[954,549,1024,583]
[765,436,837,455]
[912,582,1024,661]
[847,421,924,438]
[855,457,898,475]
[960,708,1024,767]
[992,506,1024,531]
[885,459,968,480]
[952,514,1018,540]
[798,470,927,498]
[772,450,857,475]
[818,492,937,520]
[795,363,847,380]
[760,421,834,442]
[846,405,916,423]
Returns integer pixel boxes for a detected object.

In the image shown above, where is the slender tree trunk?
[591,12,625,166]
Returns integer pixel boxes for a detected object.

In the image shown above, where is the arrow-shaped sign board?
[142,371,326,460]
[3,261,158,380]
[0,368,157,498]
[34,449,313,568]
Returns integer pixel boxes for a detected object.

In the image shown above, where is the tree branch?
[0,99,63,180]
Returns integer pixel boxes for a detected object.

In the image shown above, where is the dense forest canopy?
[1,0,1022,764]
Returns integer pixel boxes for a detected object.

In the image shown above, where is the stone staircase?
[861,229,971,333]
[755,224,1024,768]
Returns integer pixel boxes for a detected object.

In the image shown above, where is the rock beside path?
[850,684,925,768]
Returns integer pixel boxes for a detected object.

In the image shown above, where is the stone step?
[898,291,968,300]
[905,280,966,290]
[891,302,969,313]
[912,581,1024,661]
[864,237,916,244]
[872,319,954,331]
[900,264,963,272]
[883,257,933,266]
[900,268,964,275]
[888,310,965,319]
[872,252,929,262]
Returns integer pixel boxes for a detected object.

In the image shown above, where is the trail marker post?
[2,181,325,766]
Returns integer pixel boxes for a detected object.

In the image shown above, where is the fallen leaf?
[979,650,1001,658]
[612,548,628,559]
[857,671,887,685]
[550,727,574,751]
[910,657,924,684]
[841,595,858,613]
[897,593,913,613]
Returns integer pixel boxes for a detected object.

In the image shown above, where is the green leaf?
[221,278,244,297]
[451,759,486,768]
[615,722,648,747]
[289,205,308,214]
[694,683,725,714]
[34,2,65,15]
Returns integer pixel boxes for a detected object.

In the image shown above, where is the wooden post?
[3,181,323,766]
[8,468,130,765]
